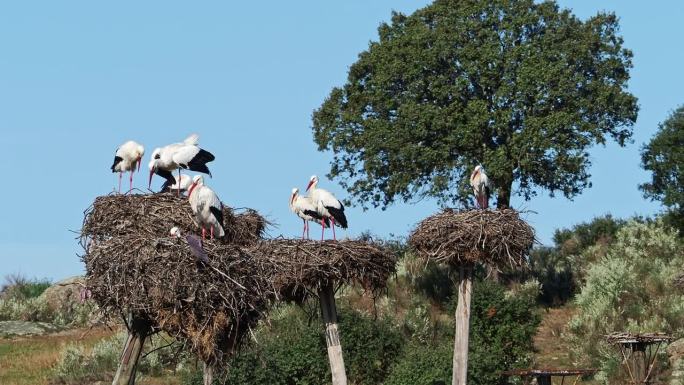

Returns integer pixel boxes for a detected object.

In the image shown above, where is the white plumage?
[148,134,215,194]
[111,140,145,193]
[188,175,225,239]
[290,187,329,239]
[306,175,348,240]
[469,165,490,209]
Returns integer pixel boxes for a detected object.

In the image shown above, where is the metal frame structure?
[605,332,674,384]
[502,368,598,385]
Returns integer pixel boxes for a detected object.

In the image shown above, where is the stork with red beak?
[148,134,215,196]
[469,165,490,209]
[290,187,329,240]
[188,175,225,240]
[306,175,348,241]
[111,140,145,193]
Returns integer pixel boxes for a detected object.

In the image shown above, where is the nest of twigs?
[83,235,273,363]
[251,239,397,301]
[409,209,534,268]
[80,194,397,363]
[82,193,266,246]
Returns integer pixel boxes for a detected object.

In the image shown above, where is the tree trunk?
[452,265,473,385]
[496,178,512,209]
[112,318,151,385]
[319,282,348,385]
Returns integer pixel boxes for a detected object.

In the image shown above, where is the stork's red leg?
[306,220,310,240]
[331,217,337,241]
[129,171,134,192]
[211,225,215,240]
[321,219,325,241]
[302,219,306,240]
[118,172,122,193]
[202,227,206,240]
[177,169,181,197]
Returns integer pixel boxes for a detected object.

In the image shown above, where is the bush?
[53,332,126,383]
[385,279,540,385]
[568,220,684,383]
[1,274,51,300]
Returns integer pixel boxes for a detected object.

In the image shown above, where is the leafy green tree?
[641,106,684,232]
[312,0,638,209]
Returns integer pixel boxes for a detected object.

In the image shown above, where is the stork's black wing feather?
[209,206,224,231]
[111,156,123,172]
[156,169,177,192]
[325,206,348,229]
[303,209,330,227]
[187,149,215,176]
[185,235,209,263]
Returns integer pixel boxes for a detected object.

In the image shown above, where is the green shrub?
[53,332,126,383]
[1,274,52,300]
[386,279,540,385]
[568,220,684,383]
[0,296,52,322]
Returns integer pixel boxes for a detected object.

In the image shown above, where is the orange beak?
[188,182,198,197]
[148,170,154,189]
[306,180,314,192]
[290,193,296,205]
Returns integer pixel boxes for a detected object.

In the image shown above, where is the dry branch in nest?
[250,239,397,301]
[82,193,267,246]
[83,235,273,363]
[408,209,535,269]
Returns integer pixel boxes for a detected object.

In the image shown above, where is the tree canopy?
[640,106,684,210]
[312,0,638,209]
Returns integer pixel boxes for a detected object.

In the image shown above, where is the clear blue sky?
[0,1,681,281]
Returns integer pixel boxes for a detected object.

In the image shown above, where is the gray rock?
[0,320,61,337]
[38,276,85,312]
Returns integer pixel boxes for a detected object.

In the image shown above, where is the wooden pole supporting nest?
[409,209,535,385]
[605,332,674,384]
[452,265,473,385]
[112,317,152,385]
[318,281,348,385]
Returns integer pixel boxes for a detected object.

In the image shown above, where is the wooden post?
[536,374,552,385]
[203,362,214,385]
[632,343,647,384]
[319,282,348,385]
[112,317,151,385]
[452,265,473,385]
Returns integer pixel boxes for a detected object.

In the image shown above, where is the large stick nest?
[82,193,266,246]
[83,236,271,363]
[252,239,396,301]
[408,209,535,268]
[80,194,397,363]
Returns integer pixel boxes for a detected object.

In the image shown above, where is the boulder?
[668,338,684,385]
[39,276,85,312]
[0,320,61,337]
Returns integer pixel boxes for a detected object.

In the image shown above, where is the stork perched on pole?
[148,134,215,196]
[289,187,329,240]
[306,175,348,241]
[188,175,225,240]
[469,165,490,209]
[111,140,144,193]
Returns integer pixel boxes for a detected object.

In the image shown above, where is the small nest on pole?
[408,209,534,268]
[250,239,397,301]
[83,235,273,363]
[82,194,267,245]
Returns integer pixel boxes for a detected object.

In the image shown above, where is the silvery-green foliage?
[569,220,684,383]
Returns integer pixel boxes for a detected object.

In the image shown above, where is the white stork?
[289,187,329,240]
[469,165,490,209]
[306,175,348,241]
[170,226,209,263]
[188,175,225,240]
[148,134,215,196]
[111,140,144,193]
[161,174,192,195]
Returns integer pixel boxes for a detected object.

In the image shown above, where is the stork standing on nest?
[290,187,329,240]
[148,134,215,196]
[306,175,348,241]
[469,165,490,209]
[111,140,145,193]
[188,175,225,240]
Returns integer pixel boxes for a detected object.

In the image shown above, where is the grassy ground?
[0,327,180,385]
